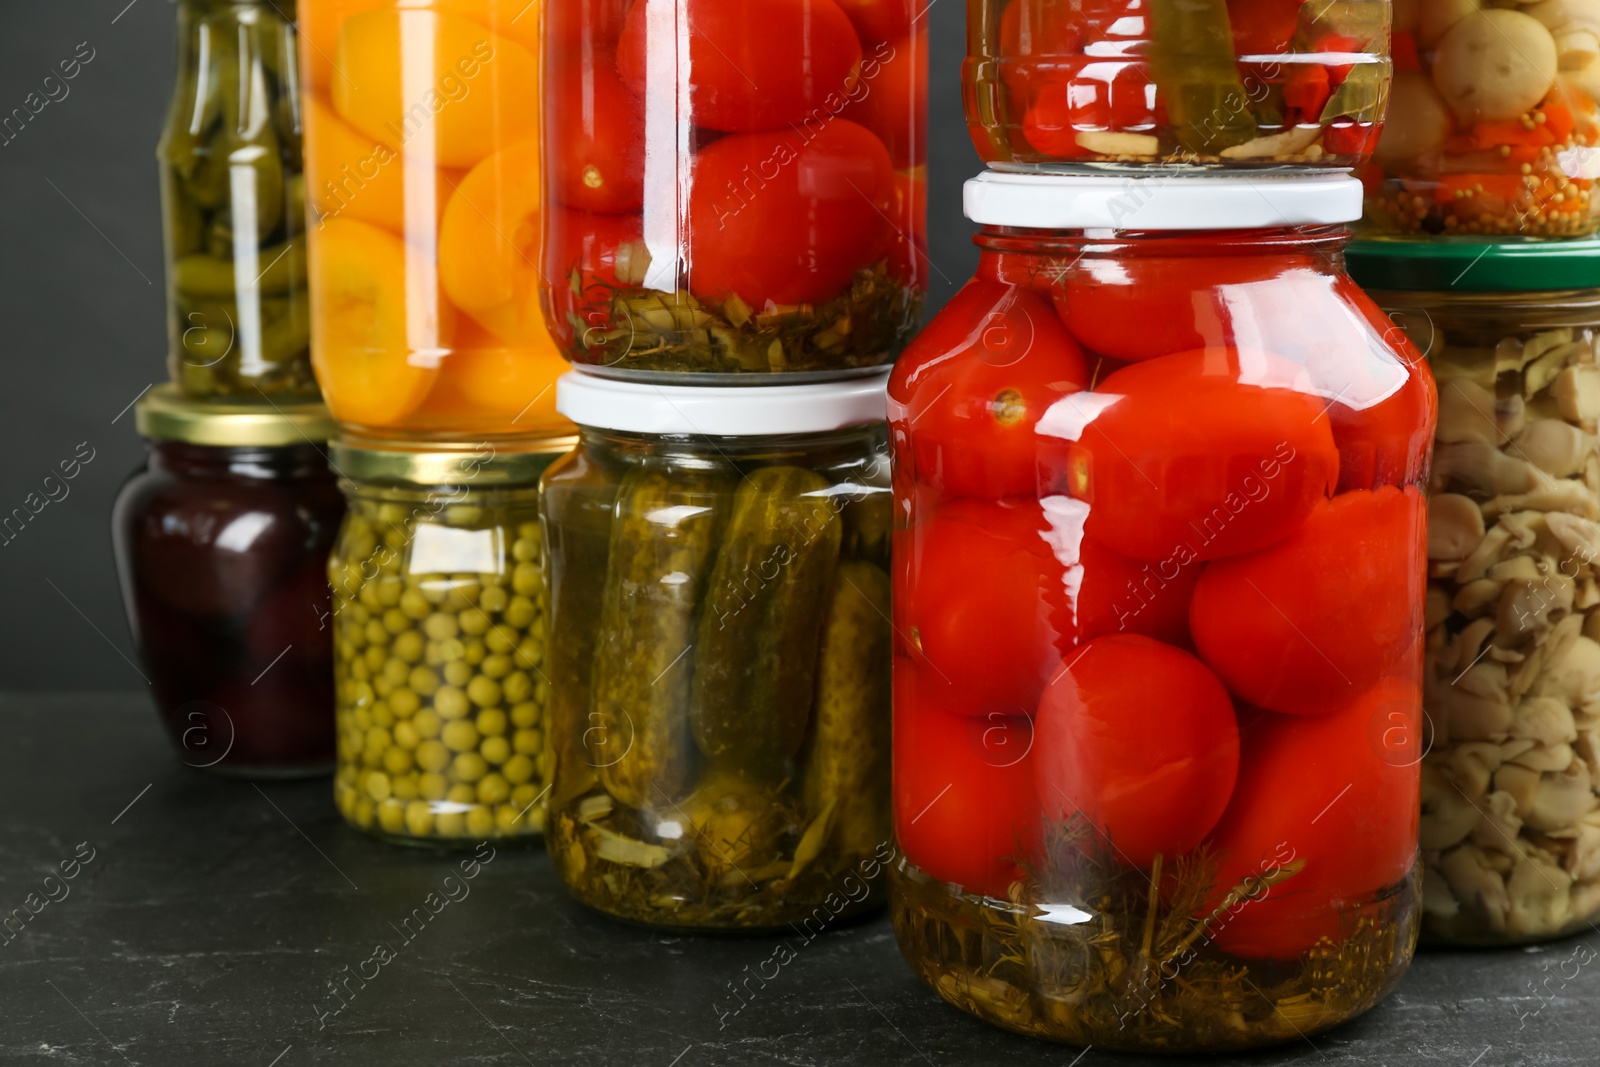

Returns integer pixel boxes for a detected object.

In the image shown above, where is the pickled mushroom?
[1526,0,1600,70]
[1373,72,1454,164]
[1432,10,1560,123]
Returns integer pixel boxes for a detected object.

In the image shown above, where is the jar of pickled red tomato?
[887,174,1435,1050]
[1361,9,1599,237]
[541,374,893,928]
[1349,239,1600,944]
[161,0,315,400]
[327,435,572,844]
[297,1,570,436]
[112,386,342,776]
[965,0,1389,170]
[539,0,927,379]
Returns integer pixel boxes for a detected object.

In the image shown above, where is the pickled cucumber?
[1148,0,1257,154]
[159,1,314,401]
[691,467,841,777]
[589,466,729,810]
[801,561,892,856]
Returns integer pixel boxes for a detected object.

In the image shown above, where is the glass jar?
[326,436,572,844]
[1360,16,1599,237]
[160,0,315,401]
[541,374,894,929]
[539,0,927,380]
[297,1,570,437]
[886,175,1434,1051]
[963,0,1389,171]
[1350,239,1600,944]
[112,386,342,775]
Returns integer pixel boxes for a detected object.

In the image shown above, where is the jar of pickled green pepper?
[159,0,313,401]
[327,435,573,845]
[541,373,894,930]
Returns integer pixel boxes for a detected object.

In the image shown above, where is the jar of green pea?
[326,435,573,845]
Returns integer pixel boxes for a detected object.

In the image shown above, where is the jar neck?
[578,424,886,467]
[974,224,1350,283]
[147,439,333,482]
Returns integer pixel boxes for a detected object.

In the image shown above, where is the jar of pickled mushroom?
[297,1,570,436]
[964,0,1389,170]
[327,435,572,844]
[542,373,894,929]
[887,173,1435,1051]
[160,0,315,400]
[1362,3,1599,237]
[540,0,927,379]
[1349,239,1600,944]
[112,386,342,776]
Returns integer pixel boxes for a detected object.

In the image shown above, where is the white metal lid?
[964,170,1363,230]
[555,371,889,436]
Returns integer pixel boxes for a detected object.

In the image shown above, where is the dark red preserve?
[112,386,343,776]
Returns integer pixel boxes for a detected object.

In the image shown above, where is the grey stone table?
[0,693,1592,1066]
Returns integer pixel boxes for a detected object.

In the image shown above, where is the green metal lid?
[1347,237,1600,293]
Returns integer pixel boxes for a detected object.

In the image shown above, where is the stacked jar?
[533,0,927,924]
[294,0,583,845]
[881,0,1433,1053]
[1349,240,1600,944]
[114,1,344,776]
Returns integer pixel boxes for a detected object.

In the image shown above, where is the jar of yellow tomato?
[298,1,568,437]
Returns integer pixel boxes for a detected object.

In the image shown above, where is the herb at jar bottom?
[891,820,1419,1051]
[1421,322,1600,942]
[160,1,314,400]
[551,464,892,928]
[330,500,550,843]
[573,263,922,376]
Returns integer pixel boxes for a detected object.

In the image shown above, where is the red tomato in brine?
[686,121,894,307]
[548,60,644,214]
[1062,348,1340,562]
[890,280,1089,498]
[894,656,1041,898]
[1054,253,1316,362]
[541,207,644,348]
[616,0,862,132]
[886,172,927,285]
[841,32,927,170]
[1189,485,1426,716]
[1034,635,1239,870]
[1075,535,1200,647]
[1227,0,1302,55]
[898,499,1070,717]
[835,0,922,43]
[1201,678,1421,960]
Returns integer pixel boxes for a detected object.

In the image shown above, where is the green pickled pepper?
[1148,0,1258,154]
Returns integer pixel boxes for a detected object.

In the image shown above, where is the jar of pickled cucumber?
[113,386,342,775]
[964,0,1389,170]
[327,435,573,844]
[887,174,1434,1051]
[297,1,571,436]
[540,0,927,379]
[160,0,315,401]
[1360,9,1599,237]
[1350,239,1600,944]
[542,373,894,929]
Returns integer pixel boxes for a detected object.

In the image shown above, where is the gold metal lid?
[135,384,336,447]
[330,433,578,488]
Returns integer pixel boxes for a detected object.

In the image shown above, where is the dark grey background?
[0,0,981,691]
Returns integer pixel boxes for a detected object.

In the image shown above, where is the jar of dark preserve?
[888,173,1436,1050]
[112,385,343,776]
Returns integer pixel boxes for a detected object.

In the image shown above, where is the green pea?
[375,578,403,607]
[391,630,424,663]
[390,687,421,718]
[443,660,473,688]
[359,582,383,611]
[502,671,532,704]
[513,639,542,671]
[382,657,410,687]
[459,609,490,636]
[484,626,515,654]
[480,654,512,680]
[479,586,509,614]
[512,537,538,563]
[408,666,440,696]
[362,645,387,672]
[466,675,501,708]
[382,608,409,635]
[516,522,540,541]
[464,640,486,666]
[505,596,536,629]
[511,562,540,597]
[400,588,431,620]
[363,619,388,646]
[435,686,471,720]
[423,612,459,641]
